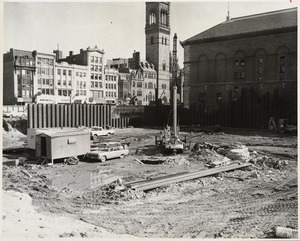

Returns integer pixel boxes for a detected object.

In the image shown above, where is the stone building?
[35,52,55,97]
[145,2,171,104]
[3,48,36,105]
[104,66,119,104]
[57,46,106,104]
[180,8,297,122]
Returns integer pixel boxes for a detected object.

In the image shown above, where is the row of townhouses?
[3,45,182,106]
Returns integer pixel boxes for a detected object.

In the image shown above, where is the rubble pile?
[82,181,145,204]
[164,156,190,165]
[248,152,289,170]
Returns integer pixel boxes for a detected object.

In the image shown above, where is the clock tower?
[145,2,170,104]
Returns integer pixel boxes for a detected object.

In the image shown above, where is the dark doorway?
[41,136,47,156]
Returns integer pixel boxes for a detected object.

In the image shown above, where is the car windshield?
[98,147,109,151]
[91,127,99,131]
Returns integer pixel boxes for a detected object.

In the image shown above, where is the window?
[63,70,66,75]
[95,82,98,88]
[95,57,98,63]
[38,78,42,85]
[162,84,167,89]
[83,72,86,77]
[99,82,102,88]
[63,90,67,96]
[68,70,71,76]
[91,65,94,71]
[58,90,62,96]
[137,82,143,88]
[280,56,286,63]
[280,64,286,73]
[151,36,154,45]
[99,57,102,64]
[258,58,263,64]
[148,83,153,89]
[95,65,98,71]
[234,60,239,66]
[258,66,263,74]
[42,79,46,85]
[91,73,94,79]
[240,72,245,79]
[46,89,50,95]
[199,92,206,102]
[162,37,164,44]
[91,56,94,62]
[95,74,98,80]
[57,79,61,85]
[46,79,50,85]
[68,80,72,86]
[63,80,66,85]
[76,90,79,96]
[240,60,245,66]
[133,81,135,87]
[145,83,147,88]
[162,61,166,71]
[216,92,222,102]
[76,72,79,76]
[91,82,94,88]
[234,72,239,79]
[99,74,102,80]
[114,84,116,89]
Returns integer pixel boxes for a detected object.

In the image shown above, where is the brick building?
[3,49,36,105]
[104,66,119,104]
[180,8,297,123]
[57,46,106,104]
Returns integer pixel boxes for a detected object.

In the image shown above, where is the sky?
[3,1,297,68]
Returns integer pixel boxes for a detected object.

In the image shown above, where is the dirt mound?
[2,120,26,149]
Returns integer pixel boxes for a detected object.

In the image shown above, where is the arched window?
[148,82,153,89]
[162,61,166,71]
[215,53,226,83]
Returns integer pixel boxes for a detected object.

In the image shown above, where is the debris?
[64,156,79,165]
[134,158,145,165]
[226,147,250,161]
[274,226,298,239]
[208,157,231,168]
[21,170,32,178]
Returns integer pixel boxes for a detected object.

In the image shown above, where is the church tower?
[145,2,170,104]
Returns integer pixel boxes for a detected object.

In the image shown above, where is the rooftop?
[182,7,297,46]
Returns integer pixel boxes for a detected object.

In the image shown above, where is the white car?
[3,110,26,119]
[89,126,114,140]
[86,142,129,162]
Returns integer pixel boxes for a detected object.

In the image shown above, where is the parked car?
[86,142,129,162]
[3,110,26,119]
[89,126,115,140]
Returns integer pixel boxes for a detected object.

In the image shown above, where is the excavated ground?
[2,123,298,239]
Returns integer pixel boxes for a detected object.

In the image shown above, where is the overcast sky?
[3,1,297,67]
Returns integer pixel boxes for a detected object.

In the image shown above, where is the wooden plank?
[38,104,42,128]
[42,104,47,128]
[87,104,90,128]
[130,163,251,191]
[71,104,75,127]
[47,104,51,128]
[28,104,33,128]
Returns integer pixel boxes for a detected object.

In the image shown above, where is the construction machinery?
[156,86,184,154]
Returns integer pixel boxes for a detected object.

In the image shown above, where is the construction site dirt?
[2,120,298,239]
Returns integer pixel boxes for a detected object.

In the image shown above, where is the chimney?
[69,51,73,56]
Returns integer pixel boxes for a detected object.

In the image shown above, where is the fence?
[27,104,129,129]
[142,88,297,129]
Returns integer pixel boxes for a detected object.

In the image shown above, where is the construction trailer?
[35,128,90,164]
